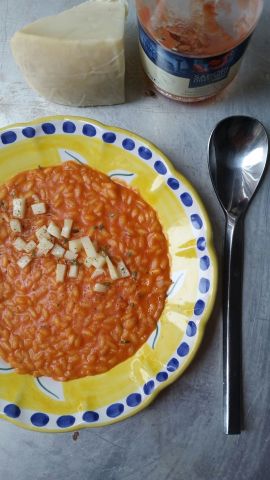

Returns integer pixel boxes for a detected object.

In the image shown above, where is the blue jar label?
[138,20,251,98]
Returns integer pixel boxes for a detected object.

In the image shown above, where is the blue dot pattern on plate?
[106,403,124,418]
[143,380,155,396]
[186,321,197,337]
[63,121,76,134]
[194,299,205,316]
[180,192,193,207]
[1,131,17,144]
[167,358,179,372]
[82,124,96,137]
[4,404,21,418]
[102,132,116,143]
[167,177,180,190]
[154,160,167,175]
[41,123,56,135]
[199,278,210,294]
[126,393,142,408]
[22,127,36,138]
[177,342,190,357]
[191,214,203,229]
[30,412,49,427]
[156,372,168,382]
[122,138,135,151]
[200,255,210,271]
[83,411,99,423]
[56,415,76,428]
[138,146,152,160]
[197,237,206,251]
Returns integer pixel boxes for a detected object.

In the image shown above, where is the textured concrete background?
[0,1,270,479]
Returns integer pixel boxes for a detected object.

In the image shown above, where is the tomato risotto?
[0,161,170,381]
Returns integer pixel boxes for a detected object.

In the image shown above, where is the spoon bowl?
[209,116,268,218]
[208,116,268,435]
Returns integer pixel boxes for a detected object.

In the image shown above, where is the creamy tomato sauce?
[0,162,171,381]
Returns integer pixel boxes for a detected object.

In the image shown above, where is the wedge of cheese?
[11,0,127,106]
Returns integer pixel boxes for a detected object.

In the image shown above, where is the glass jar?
[136,0,264,102]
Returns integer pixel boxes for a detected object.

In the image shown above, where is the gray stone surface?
[0,1,270,479]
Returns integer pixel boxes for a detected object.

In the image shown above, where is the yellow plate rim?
[0,115,218,432]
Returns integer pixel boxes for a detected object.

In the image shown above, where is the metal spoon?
[208,116,269,435]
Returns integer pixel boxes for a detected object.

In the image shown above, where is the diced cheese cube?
[61,219,73,239]
[31,202,46,215]
[68,264,78,278]
[64,250,78,261]
[13,237,27,251]
[17,255,31,269]
[51,244,65,259]
[69,239,82,254]
[13,198,26,219]
[36,225,51,241]
[84,255,106,269]
[117,260,130,278]
[81,236,97,257]
[24,240,37,253]
[106,256,119,280]
[56,264,66,282]
[94,283,109,293]
[10,1,127,107]
[84,257,93,269]
[47,222,61,239]
[91,268,104,279]
[91,255,106,269]
[10,219,21,233]
[37,237,54,256]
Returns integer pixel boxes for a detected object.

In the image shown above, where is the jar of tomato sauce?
[136,0,263,102]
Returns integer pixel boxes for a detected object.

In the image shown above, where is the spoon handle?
[223,214,244,434]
